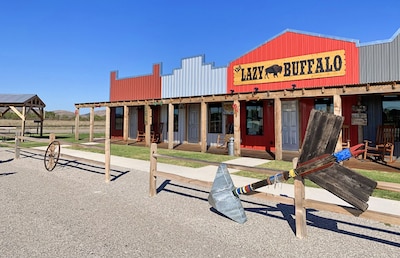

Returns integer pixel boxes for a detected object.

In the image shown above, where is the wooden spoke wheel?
[44,140,60,171]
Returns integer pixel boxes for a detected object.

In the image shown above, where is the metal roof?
[0,94,45,107]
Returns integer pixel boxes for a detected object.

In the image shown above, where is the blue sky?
[0,0,399,111]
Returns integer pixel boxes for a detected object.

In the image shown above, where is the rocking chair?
[363,125,395,163]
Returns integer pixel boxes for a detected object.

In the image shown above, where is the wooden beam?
[9,106,24,120]
[123,105,129,141]
[233,99,241,156]
[293,157,306,239]
[333,94,342,152]
[200,101,207,153]
[274,98,282,160]
[89,107,94,142]
[105,106,111,183]
[74,108,80,141]
[145,104,152,147]
[149,143,157,197]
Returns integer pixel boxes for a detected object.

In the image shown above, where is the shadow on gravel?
[0,158,14,164]
[12,149,130,181]
[0,172,16,176]
[157,180,400,247]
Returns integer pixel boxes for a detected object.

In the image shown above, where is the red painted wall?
[227,31,359,93]
[110,64,161,101]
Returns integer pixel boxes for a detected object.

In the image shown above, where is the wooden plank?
[305,199,400,226]
[153,153,282,175]
[298,110,343,162]
[377,181,400,193]
[155,170,213,189]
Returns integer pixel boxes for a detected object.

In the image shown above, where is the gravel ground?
[1,147,399,257]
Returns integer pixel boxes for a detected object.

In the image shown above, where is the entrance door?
[282,100,299,151]
[129,107,138,139]
[188,104,200,143]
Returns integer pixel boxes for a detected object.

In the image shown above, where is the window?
[246,101,263,135]
[314,98,333,113]
[174,105,179,132]
[115,107,123,130]
[383,95,400,127]
[208,103,222,133]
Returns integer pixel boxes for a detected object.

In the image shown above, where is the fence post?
[15,131,20,159]
[149,143,158,197]
[293,157,306,238]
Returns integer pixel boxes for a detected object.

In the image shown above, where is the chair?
[151,122,164,143]
[364,125,395,163]
[136,130,145,142]
[341,125,351,149]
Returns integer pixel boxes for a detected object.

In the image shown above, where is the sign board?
[233,50,346,86]
[351,113,367,126]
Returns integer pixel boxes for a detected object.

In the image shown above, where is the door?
[282,100,299,151]
[188,104,200,143]
[129,107,138,139]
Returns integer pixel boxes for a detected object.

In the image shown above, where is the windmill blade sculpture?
[208,109,377,224]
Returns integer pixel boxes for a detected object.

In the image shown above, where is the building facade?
[75,28,400,159]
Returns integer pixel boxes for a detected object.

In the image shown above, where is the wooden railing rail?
[149,143,400,239]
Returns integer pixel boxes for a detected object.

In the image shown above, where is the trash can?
[228,137,234,156]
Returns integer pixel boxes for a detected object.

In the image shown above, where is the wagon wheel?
[44,140,60,171]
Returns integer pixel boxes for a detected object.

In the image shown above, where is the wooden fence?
[3,131,112,183]
[149,143,400,239]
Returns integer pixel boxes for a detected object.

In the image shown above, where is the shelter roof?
[0,94,45,108]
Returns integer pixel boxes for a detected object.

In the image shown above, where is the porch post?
[274,98,282,160]
[333,94,342,152]
[123,105,129,142]
[168,103,174,149]
[89,107,94,142]
[21,106,26,138]
[233,99,241,156]
[145,104,152,147]
[74,108,80,141]
[105,106,111,182]
[200,101,207,153]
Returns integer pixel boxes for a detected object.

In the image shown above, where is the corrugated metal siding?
[359,32,400,83]
[162,56,227,99]
[228,31,359,93]
[110,64,161,101]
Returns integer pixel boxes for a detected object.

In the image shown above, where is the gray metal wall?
[161,55,227,99]
[359,30,400,83]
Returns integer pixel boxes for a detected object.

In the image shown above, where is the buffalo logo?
[265,64,282,79]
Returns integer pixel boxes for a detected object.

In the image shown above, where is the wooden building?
[75,29,400,160]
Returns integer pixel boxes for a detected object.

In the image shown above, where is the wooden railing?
[149,143,400,239]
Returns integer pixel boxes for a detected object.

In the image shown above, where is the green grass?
[6,133,400,201]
